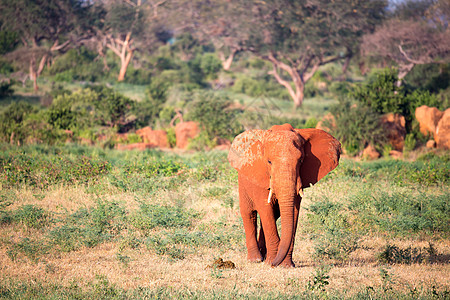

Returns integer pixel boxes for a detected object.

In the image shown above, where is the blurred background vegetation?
[0,0,448,154]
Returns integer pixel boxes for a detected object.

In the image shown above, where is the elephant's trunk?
[271,195,295,267]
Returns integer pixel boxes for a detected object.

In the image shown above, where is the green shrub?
[130,203,198,234]
[12,205,51,229]
[47,47,105,82]
[305,198,360,261]
[0,81,13,98]
[0,151,110,188]
[377,244,434,264]
[6,237,50,263]
[187,91,243,142]
[47,87,133,132]
[199,53,222,80]
[325,99,386,156]
[348,190,449,235]
[0,101,37,144]
[49,201,126,252]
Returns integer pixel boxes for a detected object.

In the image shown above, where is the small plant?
[7,237,50,263]
[305,198,360,262]
[379,267,394,293]
[130,203,198,234]
[116,253,132,268]
[306,265,331,292]
[13,205,51,229]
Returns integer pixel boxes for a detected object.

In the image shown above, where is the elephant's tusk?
[298,188,304,198]
[267,189,273,203]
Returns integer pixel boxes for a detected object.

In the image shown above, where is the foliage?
[0,81,13,98]
[0,29,19,55]
[187,91,243,142]
[325,99,386,156]
[47,47,105,82]
[352,68,445,131]
[306,265,331,292]
[0,150,110,189]
[130,203,198,234]
[12,205,51,229]
[0,101,39,144]
[352,68,407,116]
[47,87,133,131]
[49,200,127,252]
[377,243,438,264]
[305,198,360,261]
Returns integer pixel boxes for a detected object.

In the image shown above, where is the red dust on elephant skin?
[228,124,341,267]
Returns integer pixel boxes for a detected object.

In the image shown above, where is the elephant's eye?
[267,160,272,165]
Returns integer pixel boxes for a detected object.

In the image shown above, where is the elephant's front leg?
[239,186,263,262]
[256,202,280,264]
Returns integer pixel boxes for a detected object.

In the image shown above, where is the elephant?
[228,124,341,267]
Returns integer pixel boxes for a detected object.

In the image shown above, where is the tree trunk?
[29,59,38,92]
[266,53,308,109]
[397,63,415,87]
[219,49,237,71]
[117,50,133,82]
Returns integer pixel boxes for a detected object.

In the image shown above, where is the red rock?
[389,150,403,159]
[175,121,200,149]
[436,108,450,149]
[362,144,380,160]
[415,105,444,137]
[136,126,169,148]
[426,140,437,148]
[381,113,406,151]
[316,113,335,133]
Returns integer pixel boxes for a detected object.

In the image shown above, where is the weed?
[306,265,331,292]
[305,198,360,261]
[377,243,439,264]
[130,203,198,234]
[116,252,132,268]
[12,205,51,229]
[7,237,50,263]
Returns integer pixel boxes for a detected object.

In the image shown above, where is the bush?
[0,101,37,144]
[199,53,222,80]
[130,203,198,234]
[305,198,360,261]
[47,47,105,82]
[12,205,51,229]
[187,91,243,142]
[0,81,13,98]
[47,87,133,132]
[0,151,110,188]
[325,99,386,156]
[352,68,446,131]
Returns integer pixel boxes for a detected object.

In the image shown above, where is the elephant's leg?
[257,219,267,260]
[279,195,301,268]
[239,187,263,262]
[257,204,280,264]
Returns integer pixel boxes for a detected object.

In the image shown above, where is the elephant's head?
[228,124,341,266]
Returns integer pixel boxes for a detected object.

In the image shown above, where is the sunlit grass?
[0,144,448,298]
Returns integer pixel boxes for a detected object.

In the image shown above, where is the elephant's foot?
[247,251,263,263]
[279,258,295,268]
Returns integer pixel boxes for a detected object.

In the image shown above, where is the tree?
[362,1,450,85]
[175,0,250,70]
[0,0,96,91]
[95,0,167,81]
[239,0,386,107]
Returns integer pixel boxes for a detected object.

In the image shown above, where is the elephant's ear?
[294,128,341,189]
[228,130,270,189]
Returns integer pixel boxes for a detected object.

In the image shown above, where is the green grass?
[0,143,448,297]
